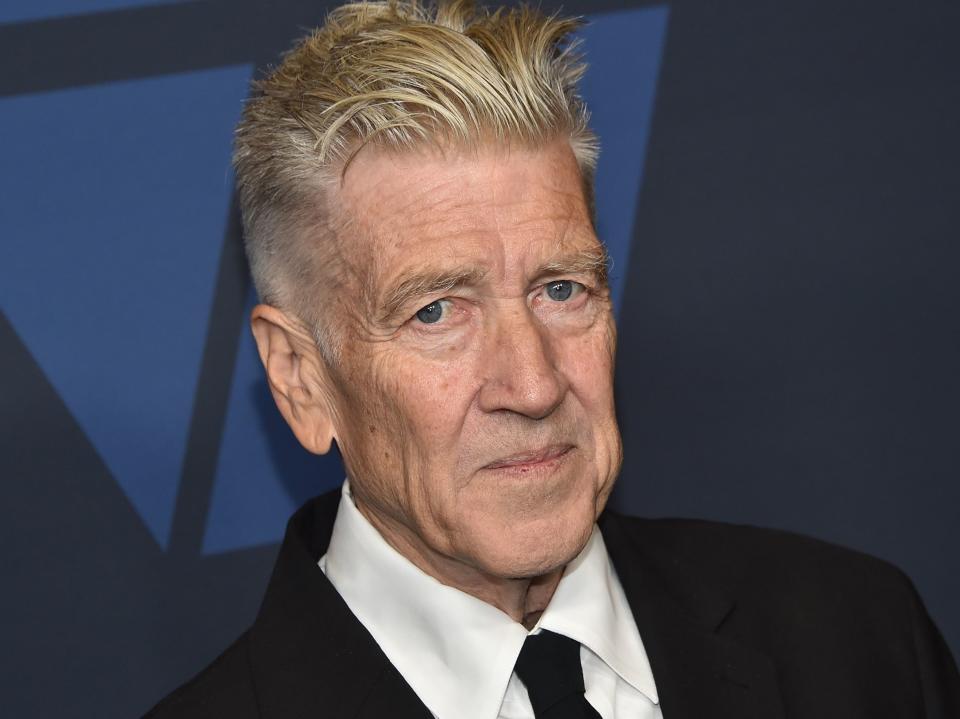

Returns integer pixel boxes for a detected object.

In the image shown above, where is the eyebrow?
[379,266,487,321]
[377,245,610,322]
[533,246,610,286]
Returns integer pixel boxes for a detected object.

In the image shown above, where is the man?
[148,1,959,717]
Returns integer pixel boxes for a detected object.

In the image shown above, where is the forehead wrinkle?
[343,152,493,236]
[503,188,603,281]
[388,181,478,231]
[329,174,477,320]
[360,191,499,279]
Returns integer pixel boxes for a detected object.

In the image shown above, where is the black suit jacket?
[146,489,960,718]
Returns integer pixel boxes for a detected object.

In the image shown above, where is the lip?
[483,444,573,471]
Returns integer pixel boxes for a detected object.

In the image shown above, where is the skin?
[251,138,622,627]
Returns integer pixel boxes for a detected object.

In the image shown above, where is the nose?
[477,304,567,419]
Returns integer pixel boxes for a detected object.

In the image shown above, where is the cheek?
[557,324,621,469]
[561,326,616,404]
[332,352,403,470]
[344,345,476,464]
[393,357,474,453]
[371,354,480,527]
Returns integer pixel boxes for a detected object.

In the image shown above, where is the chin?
[466,505,597,580]
[451,455,614,578]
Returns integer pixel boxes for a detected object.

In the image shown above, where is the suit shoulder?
[144,631,259,719]
[611,513,914,606]
[608,515,959,710]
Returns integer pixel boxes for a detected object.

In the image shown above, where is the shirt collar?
[535,523,659,704]
[320,482,658,719]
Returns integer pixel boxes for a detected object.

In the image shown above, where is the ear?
[250,304,337,455]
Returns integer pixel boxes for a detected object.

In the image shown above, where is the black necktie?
[512,630,603,718]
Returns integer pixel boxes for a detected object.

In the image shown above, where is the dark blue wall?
[1,1,957,716]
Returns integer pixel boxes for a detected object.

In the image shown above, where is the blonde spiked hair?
[233,0,598,357]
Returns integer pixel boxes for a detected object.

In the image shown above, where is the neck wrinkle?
[354,491,565,624]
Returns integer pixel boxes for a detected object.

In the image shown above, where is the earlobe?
[250,304,338,455]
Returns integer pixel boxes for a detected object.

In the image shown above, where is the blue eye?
[546,280,577,301]
[415,300,445,324]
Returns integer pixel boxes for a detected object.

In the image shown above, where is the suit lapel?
[246,493,786,719]
[247,491,432,719]
[601,512,786,719]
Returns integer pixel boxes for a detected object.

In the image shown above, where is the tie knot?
[513,630,586,715]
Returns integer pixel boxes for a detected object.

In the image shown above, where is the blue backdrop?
[1,1,957,716]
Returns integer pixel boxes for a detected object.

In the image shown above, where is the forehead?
[334,140,597,286]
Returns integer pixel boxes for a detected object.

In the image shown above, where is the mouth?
[482,444,574,472]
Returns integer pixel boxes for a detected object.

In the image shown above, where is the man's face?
[322,139,621,579]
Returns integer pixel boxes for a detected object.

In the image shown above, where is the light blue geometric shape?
[579,6,670,315]
[202,7,669,553]
[0,0,186,26]
[0,64,252,548]
[203,290,344,555]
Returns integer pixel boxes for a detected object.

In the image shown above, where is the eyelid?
[539,274,594,290]
[538,278,587,297]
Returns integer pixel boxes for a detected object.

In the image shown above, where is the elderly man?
[148,2,959,717]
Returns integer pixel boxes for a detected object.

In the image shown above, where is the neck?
[356,498,564,629]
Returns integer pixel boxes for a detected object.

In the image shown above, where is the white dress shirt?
[319,483,663,719]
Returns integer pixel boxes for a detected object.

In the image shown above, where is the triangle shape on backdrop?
[0,65,252,548]
[202,7,670,554]
[582,6,670,315]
